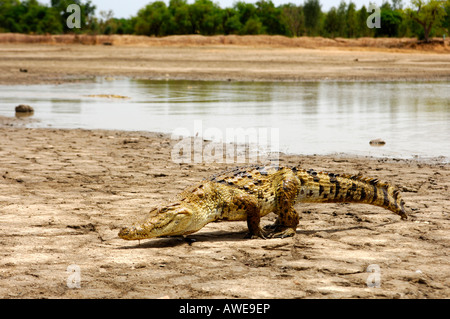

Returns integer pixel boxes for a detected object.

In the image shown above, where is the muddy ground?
[0,37,449,299]
[0,119,448,298]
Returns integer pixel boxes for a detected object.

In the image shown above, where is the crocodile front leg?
[266,172,300,238]
[241,195,266,239]
[224,191,266,239]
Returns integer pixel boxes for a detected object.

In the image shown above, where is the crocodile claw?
[266,227,296,239]
[245,228,267,239]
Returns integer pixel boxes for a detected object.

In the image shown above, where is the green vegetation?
[0,0,449,41]
[406,0,449,41]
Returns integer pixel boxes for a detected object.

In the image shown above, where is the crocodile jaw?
[118,204,197,240]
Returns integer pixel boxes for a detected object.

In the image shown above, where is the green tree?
[168,0,192,35]
[255,0,286,35]
[39,11,63,33]
[323,7,339,37]
[443,1,450,34]
[234,1,257,25]
[346,2,357,37]
[280,3,305,37]
[98,9,114,34]
[241,17,264,34]
[188,0,223,35]
[333,1,347,37]
[0,0,63,34]
[356,5,366,37]
[406,0,448,41]
[134,1,171,36]
[303,0,322,36]
[227,1,265,35]
[375,3,403,37]
[222,7,242,34]
[0,0,26,33]
[231,1,257,34]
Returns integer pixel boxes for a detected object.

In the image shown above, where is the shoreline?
[3,74,450,87]
[1,115,448,164]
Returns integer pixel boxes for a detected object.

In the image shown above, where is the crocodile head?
[118,203,198,240]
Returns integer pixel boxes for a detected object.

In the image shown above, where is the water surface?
[0,79,449,161]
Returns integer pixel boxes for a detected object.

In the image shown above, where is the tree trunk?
[424,26,430,42]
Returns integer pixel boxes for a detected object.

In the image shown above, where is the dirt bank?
[0,35,449,85]
[0,117,448,299]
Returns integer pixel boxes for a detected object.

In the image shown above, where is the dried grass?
[0,33,448,52]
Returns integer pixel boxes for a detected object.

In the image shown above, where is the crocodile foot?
[266,226,296,239]
[244,228,267,239]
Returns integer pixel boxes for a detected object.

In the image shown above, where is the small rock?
[369,138,386,147]
[15,104,34,113]
[123,138,139,144]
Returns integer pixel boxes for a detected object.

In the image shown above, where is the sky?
[40,0,391,19]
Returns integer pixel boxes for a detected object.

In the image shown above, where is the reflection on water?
[0,78,449,160]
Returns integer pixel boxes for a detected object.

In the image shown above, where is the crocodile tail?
[296,170,407,220]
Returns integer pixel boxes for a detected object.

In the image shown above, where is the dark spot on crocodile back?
[382,188,390,207]
[334,180,341,199]
[360,188,366,200]
[319,184,324,196]
[371,185,378,203]
[393,189,400,200]
[254,180,262,185]
[307,169,317,176]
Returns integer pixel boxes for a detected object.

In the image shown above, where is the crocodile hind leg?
[265,172,300,238]
[266,209,299,238]
[264,208,299,233]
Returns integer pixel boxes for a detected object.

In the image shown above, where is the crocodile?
[118,165,407,241]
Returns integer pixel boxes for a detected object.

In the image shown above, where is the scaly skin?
[118,165,407,240]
